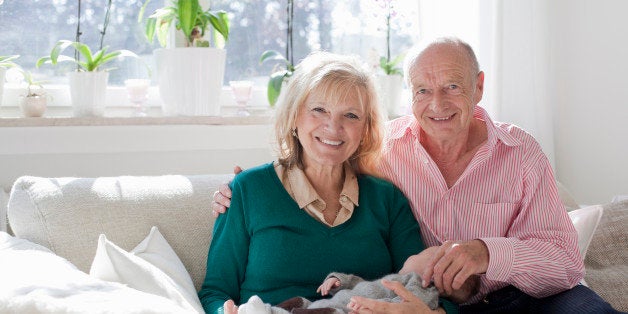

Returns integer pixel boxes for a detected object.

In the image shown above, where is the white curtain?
[482,0,556,167]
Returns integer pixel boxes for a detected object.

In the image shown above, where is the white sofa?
[2,174,627,312]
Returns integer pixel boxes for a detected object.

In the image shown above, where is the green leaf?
[35,57,50,68]
[145,7,176,47]
[137,0,153,23]
[195,40,210,47]
[0,55,19,63]
[98,51,122,69]
[49,40,75,64]
[92,48,106,65]
[37,40,138,72]
[72,42,94,65]
[157,15,174,47]
[260,50,287,64]
[144,18,157,43]
[0,55,19,68]
[390,53,405,66]
[267,70,290,106]
[208,10,230,46]
[177,0,200,45]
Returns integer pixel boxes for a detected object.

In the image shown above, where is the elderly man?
[213,38,617,313]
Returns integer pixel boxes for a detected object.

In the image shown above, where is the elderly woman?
[198,52,449,314]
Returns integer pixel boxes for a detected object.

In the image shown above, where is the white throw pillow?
[1,189,8,232]
[0,232,188,314]
[90,226,203,314]
[568,205,604,258]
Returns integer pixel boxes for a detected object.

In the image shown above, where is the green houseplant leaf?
[177,0,198,41]
[379,53,404,76]
[259,50,287,64]
[0,55,20,68]
[209,10,229,48]
[267,70,291,107]
[260,50,293,107]
[36,40,137,72]
[140,0,230,48]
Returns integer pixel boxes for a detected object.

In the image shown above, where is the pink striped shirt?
[378,106,584,303]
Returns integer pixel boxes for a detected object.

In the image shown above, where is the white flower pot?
[68,71,109,117]
[0,67,6,106]
[377,74,404,118]
[154,48,226,116]
[19,94,48,117]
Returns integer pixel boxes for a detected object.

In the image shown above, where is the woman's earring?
[291,129,298,138]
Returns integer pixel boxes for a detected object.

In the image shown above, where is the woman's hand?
[223,299,239,314]
[347,279,443,314]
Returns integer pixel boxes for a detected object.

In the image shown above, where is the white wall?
[0,123,275,193]
[1,1,626,205]
[550,0,628,204]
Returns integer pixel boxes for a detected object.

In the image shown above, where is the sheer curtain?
[482,0,556,167]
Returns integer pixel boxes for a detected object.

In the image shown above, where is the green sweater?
[198,163,457,313]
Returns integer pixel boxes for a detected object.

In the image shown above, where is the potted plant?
[36,40,137,117]
[139,0,230,116]
[36,1,138,117]
[374,0,405,118]
[17,69,48,117]
[259,0,295,107]
[0,55,19,106]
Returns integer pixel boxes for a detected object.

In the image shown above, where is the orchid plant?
[376,0,404,76]
[36,0,137,72]
[17,68,46,97]
[259,0,295,107]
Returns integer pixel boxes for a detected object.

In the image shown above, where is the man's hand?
[446,274,480,304]
[347,279,443,314]
[211,166,242,217]
[421,240,489,297]
[317,277,341,296]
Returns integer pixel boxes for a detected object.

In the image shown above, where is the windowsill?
[0,115,272,127]
[0,84,273,127]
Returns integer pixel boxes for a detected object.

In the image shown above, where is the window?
[0,0,480,110]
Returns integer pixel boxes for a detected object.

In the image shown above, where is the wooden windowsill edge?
[0,115,273,127]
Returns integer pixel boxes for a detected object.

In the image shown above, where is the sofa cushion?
[567,205,603,258]
[0,232,189,313]
[584,200,628,311]
[90,226,203,313]
[7,174,232,290]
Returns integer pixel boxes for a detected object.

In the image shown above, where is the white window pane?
[0,0,160,86]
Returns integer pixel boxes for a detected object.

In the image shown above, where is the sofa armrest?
[584,199,628,311]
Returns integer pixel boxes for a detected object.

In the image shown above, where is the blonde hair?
[273,51,384,175]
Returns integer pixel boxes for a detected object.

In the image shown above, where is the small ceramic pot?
[19,94,48,117]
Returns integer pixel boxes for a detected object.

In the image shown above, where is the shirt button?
[341,196,348,202]
[422,159,428,164]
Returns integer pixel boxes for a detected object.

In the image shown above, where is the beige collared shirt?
[274,161,359,227]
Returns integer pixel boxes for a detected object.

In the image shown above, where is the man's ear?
[474,71,485,103]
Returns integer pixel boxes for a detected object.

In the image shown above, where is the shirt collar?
[286,162,359,209]
[474,106,521,147]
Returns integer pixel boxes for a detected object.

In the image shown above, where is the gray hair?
[403,37,480,86]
